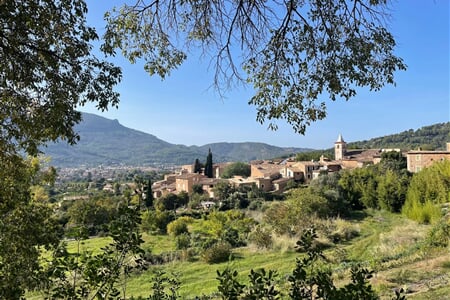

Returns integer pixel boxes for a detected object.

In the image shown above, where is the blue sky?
[80,0,449,149]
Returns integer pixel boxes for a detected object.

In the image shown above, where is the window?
[415,155,421,161]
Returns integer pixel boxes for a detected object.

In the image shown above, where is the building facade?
[406,143,450,173]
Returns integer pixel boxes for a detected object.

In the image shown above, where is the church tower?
[334,134,346,160]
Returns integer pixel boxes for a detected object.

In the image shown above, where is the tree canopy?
[103,0,406,134]
[0,1,121,296]
[1,0,121,156]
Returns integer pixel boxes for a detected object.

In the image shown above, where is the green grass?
[29,209,450,299]
[63,232,175,256]
[65,236,112,255]
[125,248,299,298]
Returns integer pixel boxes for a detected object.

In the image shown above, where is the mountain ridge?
[43,113,312,167]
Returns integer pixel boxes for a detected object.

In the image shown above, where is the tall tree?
[0,1,120,297]
[194,158,202,173]
[103,0,406,134]
[145,178,154,208]
[1,0,121,156]
[204,148,214,178]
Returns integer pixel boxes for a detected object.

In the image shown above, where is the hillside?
[43,113,310,167]
[348,122,450,150]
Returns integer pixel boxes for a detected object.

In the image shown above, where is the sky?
[80,0,449,149]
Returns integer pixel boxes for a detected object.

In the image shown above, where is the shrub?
[175,233,191,250]
[329,218,360,243]
[201,242,232,264]
[141,210,174,234]
[248,226,273,249]
[425,218,450,248]
[221,226,246,247]
[403,199,442,224]
[167,219,189,236]
[247,200,263,211]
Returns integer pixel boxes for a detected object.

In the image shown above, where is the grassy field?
[29,209,449,299]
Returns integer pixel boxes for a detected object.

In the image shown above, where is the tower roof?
[336,134,345,143]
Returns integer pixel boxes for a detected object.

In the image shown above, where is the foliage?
[1,0,120,156]
[66,197,117,236]
[192,184,204,195]
[264,188,330,236]
[296,150,334,162]
[245,268,280,299]
[309,172,347,216]
[287,188,330,218]
[214,182,263,210]
[44,206,144,299]
[221,162,251,179]
[194,158,203,174]
[338,161,410,213]
[214,181,236,201]
[288,228,379,300]
[403,160,450,223]
[213,227,397,299]
[204,149,214,178]
[155,193,188,211]
[175,233,191,250]
[201,242,233,264]
[348,122,450,151]
[145,271,180,300]
[167,217,193,237]
[201,210,256,246]
[379,151,407,171]
[188,193,210,209]
[0,156,61,299]
[425,217,450,248]
[103,0,405,134]
[141,209,174,234]
[216,267,245,300]
[376,169,409,213]
[145,178,154,208]
[248,226,273,250]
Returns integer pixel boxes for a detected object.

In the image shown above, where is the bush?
[403,200,442,224]
[328,218,359,243]
[425,218,450,248]
[248,226,273,249]
[141,210,174,234]
[247,200,263,211]
[167,216,193,236]
[220,226,245,247]
[175,233,191,250]
[201,242,233,264]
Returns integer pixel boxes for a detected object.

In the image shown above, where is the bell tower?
[334,134,346,160]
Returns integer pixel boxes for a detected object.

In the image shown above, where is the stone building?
[406,143,450,173]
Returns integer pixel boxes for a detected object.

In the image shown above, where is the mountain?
[43,113,311,167]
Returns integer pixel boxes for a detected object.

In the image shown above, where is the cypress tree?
[194,158,202,173]
[145,178,154,208]
[204,148,213,178]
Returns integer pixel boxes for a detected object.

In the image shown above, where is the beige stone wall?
[407,152,450,173]
[255,178,273,192]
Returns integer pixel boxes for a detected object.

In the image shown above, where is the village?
[151,134,450,204]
